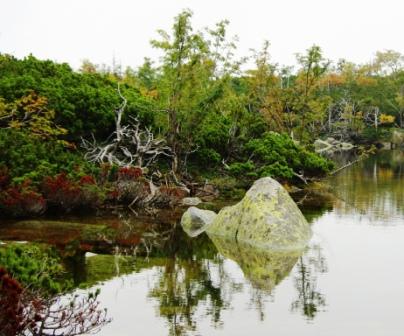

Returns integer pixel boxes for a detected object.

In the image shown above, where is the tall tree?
[151,10,208,172]
[294,45,330,141]
[151,10,241,173]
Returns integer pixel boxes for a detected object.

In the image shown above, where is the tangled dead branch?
[82,84,172,168]
[0,267,110,336]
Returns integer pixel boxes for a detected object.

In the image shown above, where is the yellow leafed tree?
[0,92,67,140]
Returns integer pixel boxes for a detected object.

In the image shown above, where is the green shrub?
[361,127,392,143]
[192,113,231,166]
[259,162,295,179]
[0,54,157,139]
[0,244,71,295]
[195,148,221,166]
[229,132,333,181]
[0,129,97,184]
[228,161,258,177]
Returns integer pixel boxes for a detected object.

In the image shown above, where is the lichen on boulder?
[207,177,311,250]
[181,177,311,250]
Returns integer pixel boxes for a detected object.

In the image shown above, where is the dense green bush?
[229,132,334,181]
[0,54,157,139]
[192,113,231,166]
[0,129,97,183]
[0,244,71,295]
[228,161,258,177]
[360,127,392,143]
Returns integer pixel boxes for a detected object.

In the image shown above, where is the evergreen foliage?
[0,244,71,295]
[229,132,334,180]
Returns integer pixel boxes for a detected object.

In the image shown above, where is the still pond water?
[2,150,404,335]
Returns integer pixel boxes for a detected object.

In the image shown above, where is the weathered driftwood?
[330,158,361,175]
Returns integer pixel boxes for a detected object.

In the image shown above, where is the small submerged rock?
[181,177,311,250]
[314,137,354,155]
[180,197,203,206]
[392,130,404,147]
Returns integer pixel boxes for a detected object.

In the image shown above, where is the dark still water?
[2,150,404,335]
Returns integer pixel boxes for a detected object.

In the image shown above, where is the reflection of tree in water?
[149,260,222,335]
[291,244,327,319]
[330,150,404,223]
[148,229,242,336]
[149,233,329,333]
[55,215,241,336]
[248,287,267,321]
[60,212,328,334]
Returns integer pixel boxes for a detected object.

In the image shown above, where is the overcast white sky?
[0,0,403,70]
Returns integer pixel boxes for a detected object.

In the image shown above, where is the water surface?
[2,150,404,335]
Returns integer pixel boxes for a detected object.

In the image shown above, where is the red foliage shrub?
[104,168,147,205]
[98,163,114,184]
[42,172,80,197]
[118,166,143,181]
[79,175,96,185]
[107,188,120,201]
[153,186,189,206]
[159,186,189,199]
[0,268,110,335]
[42,173,81,211]
[0,181,46,217]
[42,173,102,212]
[0,173,103,216]
[113,180,149,205]
[0,267,31,336]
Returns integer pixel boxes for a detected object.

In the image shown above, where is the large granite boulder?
[207,177,311,250]
[181,177,311,250]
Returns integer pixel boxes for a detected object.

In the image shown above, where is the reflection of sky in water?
[85,151,404,335]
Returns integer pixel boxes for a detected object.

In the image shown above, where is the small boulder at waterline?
[181,206,217,237]
[180,197,203,206]
[392,129,404,147]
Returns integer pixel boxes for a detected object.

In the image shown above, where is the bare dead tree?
[82,84,172,169]
[80,85,194,210]
[323,98,364,139]
[363,106,380,130]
